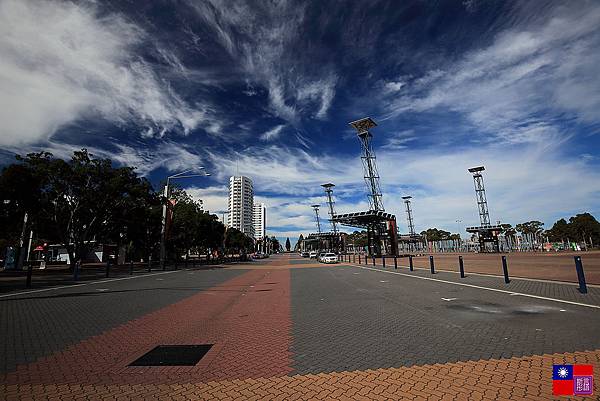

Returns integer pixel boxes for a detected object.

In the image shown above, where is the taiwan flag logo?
[553,364,594,396]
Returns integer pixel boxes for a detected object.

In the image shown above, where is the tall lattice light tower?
[311,204,322,235]
[468,166,491,227]
[321,183,338,234]
[402,196,416,236]
[349,117,384,212]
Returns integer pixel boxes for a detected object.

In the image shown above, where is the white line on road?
[441,297,457,301]
[348,264,600,310]
[0,270,180,299]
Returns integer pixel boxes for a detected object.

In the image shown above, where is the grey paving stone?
[290,265,600,375]
[0,268,243,374]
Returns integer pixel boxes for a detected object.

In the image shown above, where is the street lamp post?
[455,220,462,252]
[159,168,210,270]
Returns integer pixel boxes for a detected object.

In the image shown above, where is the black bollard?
[382,257,386,268]
[502,255,510,284]
[73,260,80,281]
[372,256,376,266]
[105,259,110,278]
[574,256,588,294]
[429,255,435,274]
[26,261,33,288]
[459,256,465,278]
[394,256,397,270]
[148,256,152,272]
[130,260,134,275]
[358,255,361,264]
[409,255,413,271]
[353,254,356,263]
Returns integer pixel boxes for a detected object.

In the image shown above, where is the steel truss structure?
[467,166,500,252]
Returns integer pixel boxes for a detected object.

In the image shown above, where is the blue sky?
[1,0,600,245]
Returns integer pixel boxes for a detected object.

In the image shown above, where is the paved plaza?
[1,254,599,400]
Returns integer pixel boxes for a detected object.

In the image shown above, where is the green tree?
[515,221,544,235]
[1,150,160,267]
[500,223,517,237]
[420,228,452,241]
[545,218,571,242]
[270,236,280,252]
[295,234,304,251]
[569,213,600,245]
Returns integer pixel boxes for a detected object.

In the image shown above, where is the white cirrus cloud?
[385,2,600,145]
[0,0,203,147]
[260,124,286,142]
[188,0,337,124]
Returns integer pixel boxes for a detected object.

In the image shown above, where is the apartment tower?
[253,203,267,240]
[228,176,254,236]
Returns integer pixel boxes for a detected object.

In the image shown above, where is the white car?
[309,251,318,259]
[317,252,327,262]
[321,253,338,264]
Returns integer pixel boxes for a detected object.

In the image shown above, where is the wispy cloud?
[0,0,203,146]
[384,2,600,145]
[188,0,337,125]
[260,124,286,142]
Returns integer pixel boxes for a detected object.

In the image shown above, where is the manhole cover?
[129,345,213,366]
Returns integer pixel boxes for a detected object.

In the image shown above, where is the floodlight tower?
[321,183,338,234]
[311,204,322,235]
[402,196,416,236]
[349,117,384,211]
[311,204,322,251]
[468,166,491,227]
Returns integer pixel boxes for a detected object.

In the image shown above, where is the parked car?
[309,251,318,259]
[301,251,310,258]
[321,253,338,264]
[317,252,327,262]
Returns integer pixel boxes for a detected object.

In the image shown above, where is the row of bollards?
[341,253,589,294]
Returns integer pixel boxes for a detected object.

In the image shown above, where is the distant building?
[253,203,267,239]
[228,176,254,236]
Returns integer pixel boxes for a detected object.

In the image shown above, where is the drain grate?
[129,345,213,366]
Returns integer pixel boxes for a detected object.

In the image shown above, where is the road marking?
[441,297,457,301]
[0,270,180,299]
[380,280,389,283]
[349,264,600,310]
[96,288,109,292]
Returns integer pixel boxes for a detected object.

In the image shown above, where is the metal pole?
[372,256,375,266]
[26,230,33,262]
[26,260,33,288]
[105,259,110,278]
[459,256,465,278]
[502,256,510,283]
[73,260,80,281]
[409,255,413,271]
[394,256,397,270]
[429,255,435,274]
[574,256,588,294]
[382,256,386,268]
[130,260,134,275]
[160,179,169,271]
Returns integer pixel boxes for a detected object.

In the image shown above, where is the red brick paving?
[2,268,293,386]
[2,349,599,399]
[372,251,600,284]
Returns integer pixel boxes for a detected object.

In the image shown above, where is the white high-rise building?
[228,176,254,236]
[253,203,267,239]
